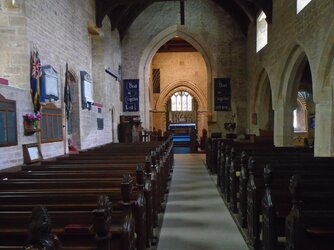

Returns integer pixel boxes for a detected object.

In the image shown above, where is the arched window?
[256,11,268,52]
[297,0,312,13]
[171,91,192,111]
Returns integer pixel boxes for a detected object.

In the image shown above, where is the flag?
[64,63,72,120]
[30,48,42,113]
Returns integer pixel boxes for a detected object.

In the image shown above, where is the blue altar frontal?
[168,123,196,135]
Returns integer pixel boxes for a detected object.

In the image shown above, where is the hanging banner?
[123,79,139,112]
[214,78,231,111]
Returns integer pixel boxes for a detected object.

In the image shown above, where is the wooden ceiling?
[95,0,272,39]
[157,36,197,53]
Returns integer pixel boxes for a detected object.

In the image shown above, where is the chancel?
[1,0,334,249]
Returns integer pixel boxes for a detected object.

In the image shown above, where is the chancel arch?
[138,25,213,129]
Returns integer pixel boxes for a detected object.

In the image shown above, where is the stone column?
[152,111,166,132]
[197,110,208,138]
[274,104,294,146]
[314,101,334,156]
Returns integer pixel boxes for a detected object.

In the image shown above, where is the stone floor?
[156,154,249,250]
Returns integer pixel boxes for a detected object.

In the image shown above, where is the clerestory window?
[256,11,268,52]
[297,0,312,13]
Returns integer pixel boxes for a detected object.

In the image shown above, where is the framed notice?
[123,79,139,112]
[214,78,231,111]
[22,143,43,164]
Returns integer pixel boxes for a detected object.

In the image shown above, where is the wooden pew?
[0,167,148,250]
[246,160,334,249]
[0,138,173,249]
[237,151,321,227]
[262,174,334,250]
[0,176,135,250]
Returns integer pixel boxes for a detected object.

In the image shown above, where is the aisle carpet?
[157,154,249,250]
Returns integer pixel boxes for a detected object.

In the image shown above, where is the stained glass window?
[171,91,192,111]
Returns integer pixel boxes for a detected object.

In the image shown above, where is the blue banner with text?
[214,78,231,111]
[123,79,139,112]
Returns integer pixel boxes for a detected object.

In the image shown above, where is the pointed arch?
[316,18,334,102]
[277,44,310,107]
[252,68,271,111]
[138,25,214,126]
[250,68,273,131]
[155,80,207,112]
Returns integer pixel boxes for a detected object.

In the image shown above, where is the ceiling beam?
[117,1,155,40]
[108,4,134,30]
[246,0,272,22]
[95,0,134,27]
[234,0,256,23]
[96,0,262,38]
[212,0,250,35]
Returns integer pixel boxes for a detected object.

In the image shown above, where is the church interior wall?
[150,51,207,133]
[2,0,334,170]
[121,0,247,137]
[0,0,122,170]
[151,51,207,106]
[246,0,334,155]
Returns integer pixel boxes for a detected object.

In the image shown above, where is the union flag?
[30,48,42,113]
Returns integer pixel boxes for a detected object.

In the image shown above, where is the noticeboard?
[123,79,139,112]
[214,78,231,111]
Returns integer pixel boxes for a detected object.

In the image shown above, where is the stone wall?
[150,51,207,134]
[0,0,29,88]
[0,84,37,169]
[122,0,247,136]
[246,0,334,155]
[151,52,207,103]
[0,0,122,170]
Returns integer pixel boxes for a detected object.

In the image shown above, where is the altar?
[168,123,196,135]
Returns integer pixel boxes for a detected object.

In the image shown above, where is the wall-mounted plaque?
[123,79,139,112]
[214,78,231,111]
[0,94,17,147]
[40,65,59,101]
[80,71,94,110]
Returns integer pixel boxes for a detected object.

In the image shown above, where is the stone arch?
[156,80,207,112]
[250,68,273,132]
[273,43,313,146]
[316,19,334,101]
[68,69,78,83]
[277,44,309,107]
[252,68,271,111]
[138,25,214,127]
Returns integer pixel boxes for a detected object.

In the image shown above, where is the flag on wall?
[64,63,72,120]
[30,47,42,113]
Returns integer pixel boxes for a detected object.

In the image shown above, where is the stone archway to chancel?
[137,25,214,130]
[155,81,207,136]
